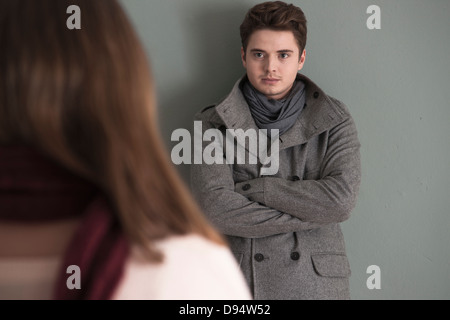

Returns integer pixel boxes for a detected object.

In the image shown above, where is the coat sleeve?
[190,117,323,239]
[234,114,361,224]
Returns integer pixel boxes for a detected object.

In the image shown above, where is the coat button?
[290,252,300,260]
[254,253,264,262]
[292,175,300,181]
[313,91,319,99]
[242,184,251,191]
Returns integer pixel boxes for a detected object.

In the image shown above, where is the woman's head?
[1,0,154,172]
[0,0,223,260]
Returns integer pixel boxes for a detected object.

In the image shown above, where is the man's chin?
[254,87,278,97]
[260,90,286,100]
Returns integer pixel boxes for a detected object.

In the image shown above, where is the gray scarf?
[242,79,306,136]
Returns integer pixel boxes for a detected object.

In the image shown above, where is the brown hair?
[0,0,224,261]
[240,1,307,55]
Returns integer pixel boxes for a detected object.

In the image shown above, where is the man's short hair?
[240,1,307,55]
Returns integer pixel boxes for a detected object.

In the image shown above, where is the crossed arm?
[190,116,361,239]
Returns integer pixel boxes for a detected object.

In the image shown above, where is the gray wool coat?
[190,73,361,300]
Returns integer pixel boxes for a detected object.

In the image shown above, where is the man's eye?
[280,53,289,59]
[254,52,264,58]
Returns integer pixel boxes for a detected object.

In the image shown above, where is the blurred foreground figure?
[0,0,251,300]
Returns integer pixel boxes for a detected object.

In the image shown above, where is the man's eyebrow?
[249,48,266,53]
[249,48,294,53]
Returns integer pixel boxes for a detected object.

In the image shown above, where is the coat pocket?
[311,253,351,278]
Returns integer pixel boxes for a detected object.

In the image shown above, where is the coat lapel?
[279,74,347,149]
[215,76,260,134]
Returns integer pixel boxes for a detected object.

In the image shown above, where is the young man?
[191,1,361,300]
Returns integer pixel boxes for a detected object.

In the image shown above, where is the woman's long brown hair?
[0,0,224,261]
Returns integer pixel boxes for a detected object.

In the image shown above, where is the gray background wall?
[120,0,450,299]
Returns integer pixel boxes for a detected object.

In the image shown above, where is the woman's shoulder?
[112,234,252,300]
[154,233,230,257]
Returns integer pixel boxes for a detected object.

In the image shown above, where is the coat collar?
[215,73,348,150]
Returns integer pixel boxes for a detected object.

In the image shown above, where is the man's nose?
[265,55,277,73]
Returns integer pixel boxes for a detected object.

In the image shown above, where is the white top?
[0,234,252,300]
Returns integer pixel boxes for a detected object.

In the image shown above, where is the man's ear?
[241,47,247,68]
[298,49,306,71]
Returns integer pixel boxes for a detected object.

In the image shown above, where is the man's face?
[241,29,305,100]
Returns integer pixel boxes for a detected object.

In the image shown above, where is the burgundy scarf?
[0,146,129,299]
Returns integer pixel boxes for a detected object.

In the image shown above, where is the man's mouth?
[262,78,280,84]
